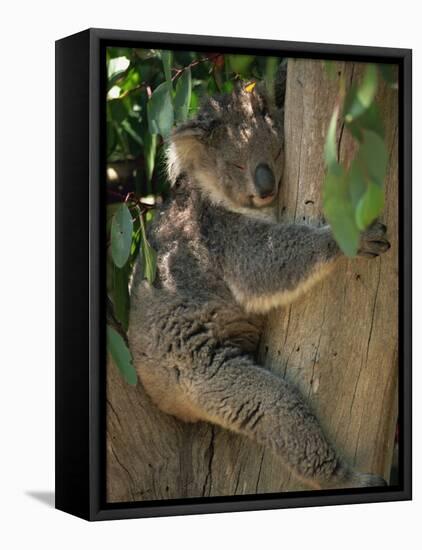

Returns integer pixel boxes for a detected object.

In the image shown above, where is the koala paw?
[351,472,388,488]
[323,463,387,489]
[358,222,391,259]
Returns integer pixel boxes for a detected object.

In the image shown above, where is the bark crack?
[364,263,382,367]
[349,262,382,420]
[337,64,355,161]
[107,398,123,431]
[255,450,266,494]
[109,442,136,501]
[293,93,305,221]
[202,427,215,496]
[308,301,327,399]
[234,467,242,495]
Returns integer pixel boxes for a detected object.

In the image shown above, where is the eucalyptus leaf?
[265,57,280,91]
[324,106,339,170]
[357,130,388,187]
[110,203,133,268]
[140,215,157,284]
[111,263,131,332]
[345,64,378,122]
[189,90,199,115]
[174,68,192,122]
[324,196,360,257]
[228,55,254,76]
[221,81,234,94]
[108,98,128,125]
[121,119,143,147]
[355,182,385,231]
[161,50,173,89]
[346,102,384,141]
[147,82,174,138]
[107,326,137,386]
[107,122,117,156]
[348,160,367,209]
[379,64,397,86]
[143,132,157,192]
[323,170,360,257]
[119,67,141,93]
[106,204,120,234]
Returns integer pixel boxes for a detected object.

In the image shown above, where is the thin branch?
[107,189,157,215]
[171,53,222,82]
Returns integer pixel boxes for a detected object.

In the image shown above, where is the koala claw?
[358,222,391,258]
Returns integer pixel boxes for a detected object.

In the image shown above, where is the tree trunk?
[106,58,398,502]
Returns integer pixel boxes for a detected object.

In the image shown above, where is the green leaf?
[355,182,385,230]
[161,50,173,89]
[147,82,174,138]
[106,204,120,234]
[345,64,378,122]
[110,203,133,268]
[174,68,192,122]
[121,119,143,147]
[111,263,130,332]
[107,326,137,386]
[143,132,157,193]
[356,130,388,186]
[119,67,141,93]
[348,160,367,209]
[324,197,360,257]
[323,170,360,257]
[265,57,280,92]
[379,64,397,86]
[324,106,339,170]
[107,122,117,156]
[228,55,254,76]
[346,102,384,141]
[140,215,157,284]
[189,90,199,115]
[145,209,156,224]
[221,80,234,94]
[108,98,128,125]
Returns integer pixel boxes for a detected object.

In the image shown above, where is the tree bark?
[106,58,398,502]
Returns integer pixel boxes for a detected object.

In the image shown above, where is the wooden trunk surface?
[106,59,398,502]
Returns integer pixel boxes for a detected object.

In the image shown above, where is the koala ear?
[167,119,211,185]
[171,119,207,142]
[172,114,221,144]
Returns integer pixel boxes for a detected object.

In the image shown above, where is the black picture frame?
[55,28,412,521]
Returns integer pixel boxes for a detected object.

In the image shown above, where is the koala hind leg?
[180,346,386,489]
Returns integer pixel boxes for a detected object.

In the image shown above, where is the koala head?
[167,83,284,213]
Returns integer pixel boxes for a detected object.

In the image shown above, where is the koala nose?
[254,163,276,198]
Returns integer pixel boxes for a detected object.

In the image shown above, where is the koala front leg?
[182,347,386,489]
[222,217,340,313]
[222,217,390,313]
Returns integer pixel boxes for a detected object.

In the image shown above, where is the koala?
[128,75,390,490]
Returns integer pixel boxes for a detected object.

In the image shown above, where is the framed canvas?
[55,28,412,521]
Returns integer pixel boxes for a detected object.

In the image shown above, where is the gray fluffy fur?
[128,81,390,489]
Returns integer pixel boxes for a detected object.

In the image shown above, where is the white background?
[0,1,419,548]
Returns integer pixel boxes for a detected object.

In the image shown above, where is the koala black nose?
[254,163,276,198]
